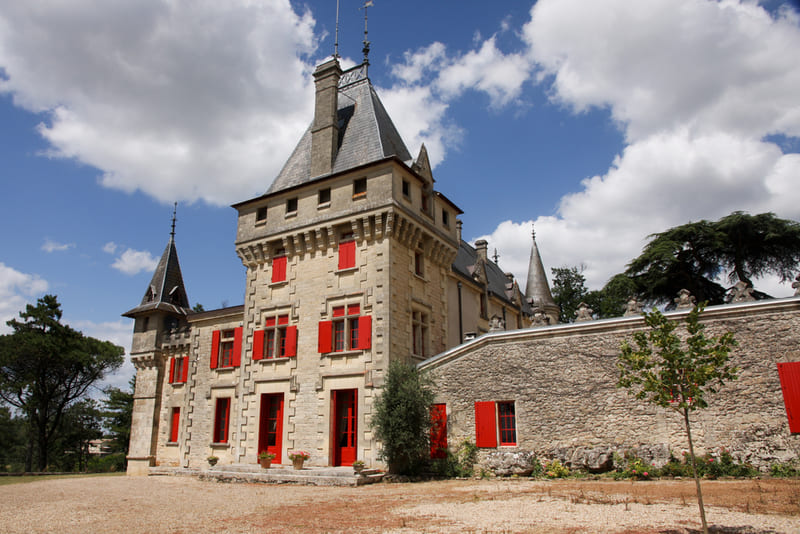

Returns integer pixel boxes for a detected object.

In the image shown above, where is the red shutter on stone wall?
[475,401,497,448]
[169,358,176,383]
[338,240,356,270]
[253,329,265,361]
[285,326,298,357]
[430,404,448,459]
[170,408,180,442]
[232,327,243,367]
[181,356,189,382]
[358,315,372,350]
[778,362,800,434]
[210,330,220,369]
[272,256,287,283]
[318,321,332,353]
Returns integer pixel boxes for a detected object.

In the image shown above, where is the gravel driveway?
[1,475,798,533]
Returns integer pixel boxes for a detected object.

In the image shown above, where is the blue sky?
[1,0,799,390]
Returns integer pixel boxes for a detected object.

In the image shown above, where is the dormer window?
[319,187,331,206]
[402,179,410,198]
[286,197,298,216]
[442,209,449,227]
[256,206,267,223]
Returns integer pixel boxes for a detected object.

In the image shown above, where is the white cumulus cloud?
[41,239,75,253]
[0,263,49,333]
[112,249,159,276]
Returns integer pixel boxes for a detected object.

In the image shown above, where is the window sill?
[285,211,297,219]
[255,220,266,227]
[257,356,291,363]
[336,266,358,274]
[170,381,186,387]
[322,349,363,358]
[210,442,229,449]
[269,280,288,288]
[317,202,331,210]
[214,366,236,373]
[166,441,179,447]
[413,273,427,282]
[352,193,366,200]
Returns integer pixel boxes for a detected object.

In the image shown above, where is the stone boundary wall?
[420,297,800,471]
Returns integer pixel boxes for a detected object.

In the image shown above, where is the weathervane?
[361,0,374,70]
[170,202,177,240]
[493,248,500,264]
[531,222,536,241]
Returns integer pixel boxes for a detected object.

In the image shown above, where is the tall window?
[213,398,231,443]
[286,197,298,214]
[169,356,188,384]
[253,314,297,360]
[414,249,424,277]
[169,407,180,443]
[271,250,287,283]
[210,328,242,369]
[412,311,429,357]
[353,177,367,198]
[319,187,331,205]
[318,304,372,353]
[255,206,267,223]
[338,233,356,270]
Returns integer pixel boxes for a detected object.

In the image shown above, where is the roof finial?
[334,0,340,59]
[170,202,177,240]
[492,248,500,264]
[361,0,373,71]
[531,222,536,241]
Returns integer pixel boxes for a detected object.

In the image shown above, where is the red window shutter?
[170,408,180,442]
[475,401,497,447]
[285,326,298,357]
[358,315,372,350]
[271,256,287,283]
[430,404,447,459]
[253,329,265,361]
[318,320,333,353]
[233,327,243,367]
[169,358,176,383]
[338,240,356,270]
[181,356,189,382]
[778,362,800,434]
[347,304,360,315]
[210,330,220,369]
[278,314,289,325]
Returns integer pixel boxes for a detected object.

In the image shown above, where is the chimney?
[456,219,463,242]
[310,58,342,178]
[475,239,488,261]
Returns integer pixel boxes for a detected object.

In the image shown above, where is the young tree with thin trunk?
[617,304,737,534]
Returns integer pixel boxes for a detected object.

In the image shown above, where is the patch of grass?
[0,472,124,486]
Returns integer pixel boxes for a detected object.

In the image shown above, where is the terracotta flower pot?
[292,457,305,470]
[260,458,272,469]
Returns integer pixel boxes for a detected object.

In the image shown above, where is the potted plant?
[207,455,219,467]
[258,451,276,469]
[288,450,310,470]
[352,460,365,474]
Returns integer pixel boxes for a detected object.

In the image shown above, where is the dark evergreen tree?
[551,265,589,323]
[0,295,124,471]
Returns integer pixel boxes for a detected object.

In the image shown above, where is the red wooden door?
[430,403,447,459]
[258,393,284,463]
[332,389,357,466]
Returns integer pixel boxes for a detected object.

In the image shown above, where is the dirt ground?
[1,475,798,533]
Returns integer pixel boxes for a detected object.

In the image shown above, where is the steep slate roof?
[453,241,532,314]
[266,64,413,195]
[525,230,557,310]
[123,237,191,318]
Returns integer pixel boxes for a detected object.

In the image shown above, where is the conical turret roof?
[525,226,559,323]
[123,230,191,318]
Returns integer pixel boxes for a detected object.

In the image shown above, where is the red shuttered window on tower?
[253,315,297,360]
[210,328,242,369]
[430,404,447,459]
[213,398,231,444]
[318,304,371,353]
[338,236,356,270]
[169,407,180,443]
[271,254,287,284]
[169,356,188,383]
[777,362,800,434]
[475,401,517,447]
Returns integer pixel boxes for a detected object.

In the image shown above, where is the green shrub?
[612,452,655,480]
[544,459,569,478]
[528,456,544,478]
[770,460,800,478]
[430,440,478,478]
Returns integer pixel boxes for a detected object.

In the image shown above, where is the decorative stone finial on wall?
[489,315,505,332]
[575,302,593,322]
[532,310,551,326]
[728,280,756,303]
[674,289,696,309]
[623,297,643,316]
[793,273,800,296]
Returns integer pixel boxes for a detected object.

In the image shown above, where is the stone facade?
[420,297,800,471]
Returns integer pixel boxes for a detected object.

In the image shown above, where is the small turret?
[524,225,559,324]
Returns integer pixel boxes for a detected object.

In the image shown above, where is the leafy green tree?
[0,295,124,471]
[192,303,205,313]
[0,405,26,471]
[52,399,103,472]
[617,304,738,534]
[624,212,800,307]
[371,360,435,474]
[595,273,639,318]
[102,374,135,455]
[551,265,589,323]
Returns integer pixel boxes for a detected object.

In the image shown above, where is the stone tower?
[123,212,191,475]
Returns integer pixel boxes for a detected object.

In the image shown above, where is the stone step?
[148,464,384,487]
